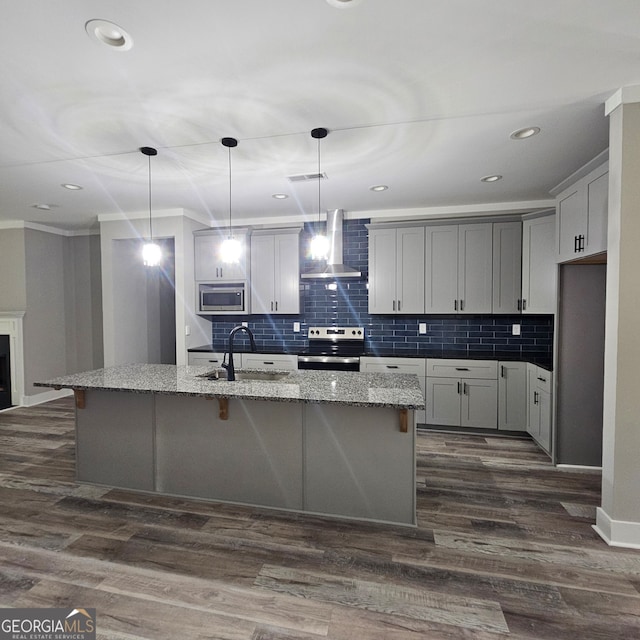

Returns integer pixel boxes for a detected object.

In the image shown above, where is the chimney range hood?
[301,209,362,279]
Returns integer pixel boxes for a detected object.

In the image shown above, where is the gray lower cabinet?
[360,356,426,424]
[241,353,298,370]
[426,359,498,429]
[498,361,528,431]
[527,363,553,453]
[156,395,304,509]
[76,391,155,490]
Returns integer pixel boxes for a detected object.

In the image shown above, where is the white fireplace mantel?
[0,312,25,407]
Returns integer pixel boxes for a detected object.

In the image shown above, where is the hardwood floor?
[0,398,638,639]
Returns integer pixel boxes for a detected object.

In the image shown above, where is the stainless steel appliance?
[198,282,246,314]
[297,326,365,371]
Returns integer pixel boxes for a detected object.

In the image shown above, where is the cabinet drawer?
[534,368,553,393]
[242,353,298,371]
[360,357,426,376]
[426,359,498,379]
[188,352,226,367]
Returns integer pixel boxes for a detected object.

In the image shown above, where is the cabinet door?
[273,233,300,314]
[250,235,276,314]
[526,364,540,439]
[493,222,522,314]
[242,353,298,371]
[425,226,459,313]
[537,389,552,453]
[368,228,397,314]
[195,234,248,281]
[522,215,556,314]
[458,223,493,313]
[188,352,226,367]
[426,377,461,426]
[557,187,584,262]
[461,379,497,429]
[498,362,527,431]
[586,169,608,255]
[396,227,425,314]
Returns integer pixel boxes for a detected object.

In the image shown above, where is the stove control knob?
[351,330,356,335]
[358,330,362,335]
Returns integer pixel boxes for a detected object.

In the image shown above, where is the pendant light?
[309,127,330,260]
[220,136,242,264]
[140,146,161,267]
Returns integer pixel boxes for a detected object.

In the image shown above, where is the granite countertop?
[35,364,425,410]
[188,344,553,370]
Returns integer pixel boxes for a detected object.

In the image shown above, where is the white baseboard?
[21,388,73,406]
[594,507,640,549]
[556,464,602,473]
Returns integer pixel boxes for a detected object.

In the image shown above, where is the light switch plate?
[512,324,521,336]
[419,323,427,334]
[293,322,301,332]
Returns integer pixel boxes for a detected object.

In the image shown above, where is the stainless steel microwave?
[198,283,246,313]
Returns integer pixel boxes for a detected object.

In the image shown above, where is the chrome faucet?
[222,325,257,381]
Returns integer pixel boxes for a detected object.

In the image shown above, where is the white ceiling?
[1,0,638,231]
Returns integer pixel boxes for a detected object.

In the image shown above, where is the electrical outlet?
[185,325,190,336]
[293,322,301,333]
[419,323,427,334]
[512,324,521,336]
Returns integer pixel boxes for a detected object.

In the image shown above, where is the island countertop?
[36,364,425,410]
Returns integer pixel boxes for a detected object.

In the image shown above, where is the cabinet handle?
[574,235,579,253]
[534,391,539,405]
[517,299,522,312]
[460,299,464,311]
[501,365,505,378]
[275,301,278,311]
[457,381,462,394]
[263,361,274,365]
[579,234,585,252]
[455,367,470,371]
[537,376,547,382]
[386,365,399,369]
[522,299,527,311]
[220,267,223,278]
[208,359,219,363]
[398,300,401,311]
[463,382,468,395]
[270,301,274,311]
[393,300,396,311]
[454,300,458,311]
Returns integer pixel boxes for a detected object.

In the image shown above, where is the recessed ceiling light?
[272,193,289,199]
[370,185,388,192]
[326,0,364,7]
[85,19,133,50]
[32,203,58,211]
[480,175,502,183]
[61,183,83,190]
[510,126,540,140]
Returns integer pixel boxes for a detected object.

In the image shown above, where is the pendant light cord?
[148,153,153,242]
[317,136,321,226]
[228,145,232,236]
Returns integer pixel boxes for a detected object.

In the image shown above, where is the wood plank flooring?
[0,399,639,639]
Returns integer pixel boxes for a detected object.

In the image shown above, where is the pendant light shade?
[140,146,161,267]
[220,136,242,264]
[310,127,329,260]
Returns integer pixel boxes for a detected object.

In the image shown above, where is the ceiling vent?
[287,172,327,183]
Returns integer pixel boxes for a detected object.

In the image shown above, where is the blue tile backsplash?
[207,218,554,358]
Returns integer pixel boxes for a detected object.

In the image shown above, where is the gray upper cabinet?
[492,221,522,314]
[250,229,300,315]
[368,226,425,314]
[521,213,556,314]
[556,162,608,262]
[194,229,250,281]
[426,223,493,314]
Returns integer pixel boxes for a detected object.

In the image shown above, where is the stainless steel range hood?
[301,209,362,279]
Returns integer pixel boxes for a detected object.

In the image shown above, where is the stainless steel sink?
[198,370,290,382]
[234,371,290,382]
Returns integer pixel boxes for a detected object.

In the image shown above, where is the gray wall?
[556,263,606,466]
[0,228,27,311]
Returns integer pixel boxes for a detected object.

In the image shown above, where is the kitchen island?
[36,364,424,526]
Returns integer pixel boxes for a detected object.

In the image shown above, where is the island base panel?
[304,404,416,525]
[155,395,304,510]
[76,391,154,491]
